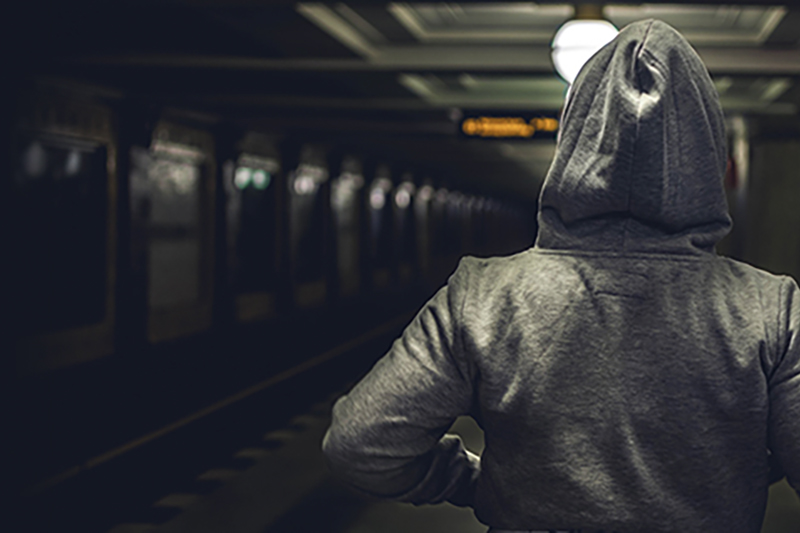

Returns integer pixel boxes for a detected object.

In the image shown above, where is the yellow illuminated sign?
[461,116,559,138]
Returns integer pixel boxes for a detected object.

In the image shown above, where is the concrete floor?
[108,400,799,533]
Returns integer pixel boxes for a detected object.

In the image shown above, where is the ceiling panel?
[388,2,573,43]
[605,4,787,45]
[399,73,568,110]
[295,3,800,74]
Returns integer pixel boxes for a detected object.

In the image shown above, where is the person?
[321,19,799,533]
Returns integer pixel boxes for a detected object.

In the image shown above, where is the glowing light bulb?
[551,20,618,85]
[293,175,317,195]
[395,189,411,209]
[235,167,251,189]
[370,188,386,210]
[65,150,82,176]
[252,169,270,189]
[417,185,434,202]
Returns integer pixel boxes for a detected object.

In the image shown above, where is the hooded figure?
[322,20,800,533]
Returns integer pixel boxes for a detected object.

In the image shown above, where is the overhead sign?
[460,116,559,139]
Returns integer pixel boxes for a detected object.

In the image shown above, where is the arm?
[322,260,479,506]
[768,277,800,498]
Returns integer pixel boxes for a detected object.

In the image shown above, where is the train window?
[131,141,205,309]
[289,147,329,307]
[432,188,449,259]
[414,184,434,277]
[332,156,364,298]
[445,190,465,258]
[463,195,478,254]
[393,180,417,282]
[447,191,466,257]
[14,134,108,334]
[473,197,488,254]
[227,153,280,298]
[129,122,216,343]
[368,171,394,289]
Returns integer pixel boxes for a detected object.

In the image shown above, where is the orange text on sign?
[461,117,559,138]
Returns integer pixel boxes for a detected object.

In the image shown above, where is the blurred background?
[10,1,800,532]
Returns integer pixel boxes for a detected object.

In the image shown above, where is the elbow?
[321,423,407,496]
[322,396,378,481]
[321,424,361,477]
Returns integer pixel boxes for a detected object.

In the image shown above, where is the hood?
[535,19,732,255]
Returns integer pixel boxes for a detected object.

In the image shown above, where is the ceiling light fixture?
[551,4,618,85]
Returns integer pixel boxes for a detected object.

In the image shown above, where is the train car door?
[393,176,417,286]
[331,156,364,300]
[288,145,329,309]
[461,195,477,256]
[225,134,281,323]
[367,165,394,291]
[444,190,466,271]
[448,191,468,261]
[430,187,453,282]
[485,199,502,256]
[14,93,117,375]
[129,121,216,343]
[472,197,489,256]
[414,183,435,284]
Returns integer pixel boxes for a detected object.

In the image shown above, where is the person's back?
[322,19,800,533]
[449,249,796,532]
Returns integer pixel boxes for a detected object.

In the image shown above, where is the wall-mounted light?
[551,4,618,85]
[394,182,415,209]
[234,167,251,189]
[369,188,386,210]
[292,163,328,195]
[369,177,393,210]
[252,169,270,189]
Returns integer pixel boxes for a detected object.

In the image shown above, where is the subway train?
[12,83,537,529]
[12,81,535,378]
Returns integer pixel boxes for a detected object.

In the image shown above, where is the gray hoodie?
[322,19,800,533]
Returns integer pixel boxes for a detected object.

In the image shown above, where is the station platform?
[104,393,799,533]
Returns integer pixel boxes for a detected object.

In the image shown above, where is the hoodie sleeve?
[768,277,800,498]
[322,259,479,507]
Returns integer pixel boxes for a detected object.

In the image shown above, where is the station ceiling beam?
[70,46,800,75]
